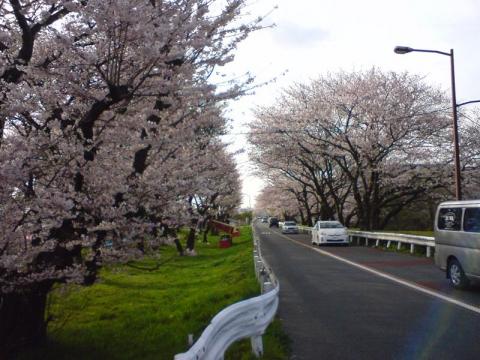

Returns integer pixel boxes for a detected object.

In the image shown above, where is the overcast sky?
[220,0,480,208]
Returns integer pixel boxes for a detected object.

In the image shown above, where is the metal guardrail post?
[251,335,263,357]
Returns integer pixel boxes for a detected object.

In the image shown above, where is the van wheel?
[448,259,470,290]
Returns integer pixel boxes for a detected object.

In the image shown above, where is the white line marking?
[272,230,480,315]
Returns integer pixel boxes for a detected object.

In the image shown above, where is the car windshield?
[319,222,344,229]
[284,221,296,226]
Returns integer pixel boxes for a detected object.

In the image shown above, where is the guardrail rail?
[174,228,279,360]
[298,226,435,257]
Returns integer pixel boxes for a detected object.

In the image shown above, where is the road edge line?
[272,230,480,315]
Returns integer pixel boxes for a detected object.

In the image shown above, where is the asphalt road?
[255,222,480,360]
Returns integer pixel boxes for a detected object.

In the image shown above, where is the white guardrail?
[174,228,279,360]
[298,226,435,258]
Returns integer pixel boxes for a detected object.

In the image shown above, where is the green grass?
[16,227,290,360]
[380,241,432,257]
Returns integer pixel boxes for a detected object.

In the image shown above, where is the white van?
[311,221,349,245]
[434,200,480,289]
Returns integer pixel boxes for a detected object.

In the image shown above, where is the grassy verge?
[17,227,290,360]
[380,241,432,257]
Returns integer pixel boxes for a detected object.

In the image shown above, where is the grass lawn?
[16,227,289,360]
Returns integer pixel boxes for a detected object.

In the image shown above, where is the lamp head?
[394,46,413,54]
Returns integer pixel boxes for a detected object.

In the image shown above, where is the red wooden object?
[219,235,232,248]
[210,220,240,237]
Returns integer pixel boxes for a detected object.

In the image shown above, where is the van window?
[438,208,462,231]
[463,208,480,233]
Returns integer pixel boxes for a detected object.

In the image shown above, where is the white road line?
[272,230,480,315]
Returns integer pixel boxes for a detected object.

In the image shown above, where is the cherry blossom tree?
[185,142,242,250]
[0,0,258,354]
[255,180,307,222]
[249,107,355,225]
[459,108,480,198]
[249,69,454,230]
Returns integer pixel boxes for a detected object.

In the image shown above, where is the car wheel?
[448,259,470,290]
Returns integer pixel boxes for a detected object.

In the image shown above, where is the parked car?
[261,217,268,223]
[282,221,299,234]
[269,217,279,227]
[311,221,348,245]
[434,200,480,289]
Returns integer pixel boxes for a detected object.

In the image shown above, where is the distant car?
[311,221,348,245]
[261,217,268,223]
[269,217,279,227]
[282,221,298,234]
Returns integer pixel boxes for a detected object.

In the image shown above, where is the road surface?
[255,223,480,360]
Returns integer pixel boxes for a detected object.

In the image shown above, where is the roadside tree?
[0,0,257,354]
[249,69,453,230]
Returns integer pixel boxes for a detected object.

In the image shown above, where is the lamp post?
[394,46,462,200]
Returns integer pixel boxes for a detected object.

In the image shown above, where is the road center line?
[270,229,480,315]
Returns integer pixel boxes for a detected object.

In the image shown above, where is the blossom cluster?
[249,69,480,229]
[0,0,256,293]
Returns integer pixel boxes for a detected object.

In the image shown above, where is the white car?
[311,221,349,245]
[281,221,299,234]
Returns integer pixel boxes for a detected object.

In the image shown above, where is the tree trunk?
[203,221,211,243]
[370,205,380,230]
[0,284,51,358]
[298,207,305,225]
[174,238,184,256]
[210,225,219,235]
[358,205,371,230]
[186,227,196,251]
[319,203,335,221]
[305,204,313,227]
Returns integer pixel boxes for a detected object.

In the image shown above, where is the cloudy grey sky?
[220,0,480,208]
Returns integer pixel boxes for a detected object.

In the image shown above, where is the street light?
[394,46,462,200]
[394,46,413,54]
